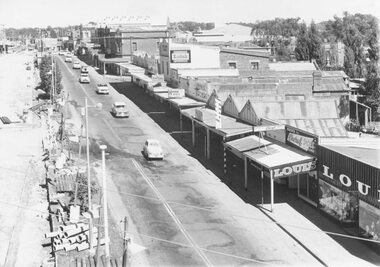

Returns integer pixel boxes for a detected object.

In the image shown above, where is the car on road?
[96,84,109,94]
[26,65,32,70]
[65,56,73,63]
[79,73,90,83]
[143,139,164,160]
[81,66,89,73]
[111,102,129,118]
[73,62,81,69]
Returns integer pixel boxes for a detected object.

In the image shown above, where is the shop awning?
[181,107,254,138]
[224,135,272,157]
[243,143,316,179]
[168,97,206,109]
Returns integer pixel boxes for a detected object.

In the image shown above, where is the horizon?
[1,0,379,29]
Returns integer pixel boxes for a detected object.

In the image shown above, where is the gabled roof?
[252,100,339,120]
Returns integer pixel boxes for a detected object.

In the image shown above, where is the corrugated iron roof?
[279,118,348,137]
[225,135,272,153]
[54,173,76,193]
[252,100,339,120]
[269,62,317,71]
[321,145,380,168]
[181,107,253,137]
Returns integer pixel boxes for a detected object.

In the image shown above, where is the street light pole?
[100,144,110,266]
[85,97,94,254]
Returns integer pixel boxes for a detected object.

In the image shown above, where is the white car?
[111,102,129,118]
[96,84,109,94]
[65,56,72,63]
[79,73,90,83]
[73,62,81,69]
[143,139,164,160]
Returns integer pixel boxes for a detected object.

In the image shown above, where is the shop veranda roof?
[181,107,253,138]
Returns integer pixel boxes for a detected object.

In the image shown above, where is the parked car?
[111,102,129,118]
[143,139,164,160]
[65,57,73,63]
[81,66,89,73]
[96,84,109,94]
[26,65,32,70]
[79,73,90,83]
[73,62,81,69]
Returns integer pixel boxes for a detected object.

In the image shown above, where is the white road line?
[132,158,213,267]
[57,56,96,106]
[102,118,123,143]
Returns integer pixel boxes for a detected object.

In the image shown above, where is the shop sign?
[170,50,191,63]
[322,165,379,201]
[215,97,222,129]
[285,126,318,155]
[195,109,203,122]
[254,125,284,132]
[273,160,317,179]
[168,88,185,99]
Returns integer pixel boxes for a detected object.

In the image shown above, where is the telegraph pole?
[100,144,110,266]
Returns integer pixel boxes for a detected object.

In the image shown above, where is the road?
[56,54,326,266]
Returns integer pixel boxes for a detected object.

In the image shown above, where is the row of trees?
[39,55,63,96]
[174,21,215,32]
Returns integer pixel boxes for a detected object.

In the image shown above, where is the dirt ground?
[0,51,51,267]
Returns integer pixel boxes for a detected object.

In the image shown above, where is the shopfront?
[225,134,317,212]
[317,145,380,240]
[285,126,319,206]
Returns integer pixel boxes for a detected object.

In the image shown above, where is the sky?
[0,0,379,28]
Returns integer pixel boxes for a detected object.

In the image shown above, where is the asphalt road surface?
[56,54,327,266]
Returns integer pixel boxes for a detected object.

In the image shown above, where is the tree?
[308,21,323,65]
[39,55,62,96]
[294,23,309,61]
[362,62,380,121]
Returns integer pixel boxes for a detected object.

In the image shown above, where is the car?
[79,73,90,83]
[81,66,89,73]
[96,84,109,94]
[65,56,73,63]
[26,65,31,70]
[111,102,129,118]
[143,139,164,160]
[73,62,81,69]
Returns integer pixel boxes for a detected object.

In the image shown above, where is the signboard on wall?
[285,126,318,155]
[168,88,185,99]
[215,97,222,129]
[273,160,317,179]
[170,50,191,63]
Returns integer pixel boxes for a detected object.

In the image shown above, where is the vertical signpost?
[215,97,222,129]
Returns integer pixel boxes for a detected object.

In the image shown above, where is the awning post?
[223,136,227,174]
[261,170,264,207]
[270,169,274,212]
[180,111,183,134]
[206,128,210,159]
[244,156,248,190]
[192,120,195,147]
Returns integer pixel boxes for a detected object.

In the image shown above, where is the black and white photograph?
[0,0,379,266]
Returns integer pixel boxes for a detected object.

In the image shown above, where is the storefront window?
[318,179,358,223]
[359,200,380,241]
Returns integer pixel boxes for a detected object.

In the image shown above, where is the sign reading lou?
[273,160,317,179]
[285,126,318,155]
[170,50,191,63]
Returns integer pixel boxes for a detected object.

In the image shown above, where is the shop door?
[298,171,318,206]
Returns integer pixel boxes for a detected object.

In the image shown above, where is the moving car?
[143,139,164,160]
[65,56,72,63]
[79,73,90,83]
[73,62,81,69]
[96,84,109,94]
[111,102,129,118]
[81,66,89,73]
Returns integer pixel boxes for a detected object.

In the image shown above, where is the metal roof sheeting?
[252,100,339,120]
[181,107,253,137]
[279,119,348,137]
[225,135,272,153]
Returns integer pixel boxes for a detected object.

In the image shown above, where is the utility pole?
[85,98,94,254]
[100,144,110,267]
